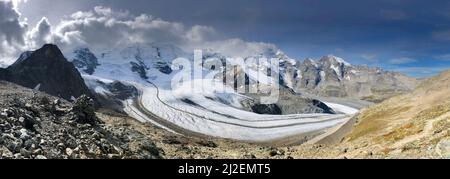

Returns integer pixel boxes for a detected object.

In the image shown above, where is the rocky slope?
[0,80,317,160]
[0,81,162,159]
[288,69,450,159]
[347,69,449,158]
[0,44,92,101]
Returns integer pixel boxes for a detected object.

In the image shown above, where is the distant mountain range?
[291,55,420,102]
[67,44,419,102]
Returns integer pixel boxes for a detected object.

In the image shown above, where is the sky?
[1,0,450,77]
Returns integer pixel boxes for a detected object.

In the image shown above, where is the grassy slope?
[341,70,450,158]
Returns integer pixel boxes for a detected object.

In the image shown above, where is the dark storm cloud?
[0,1,27,64]
[0,1,25,43]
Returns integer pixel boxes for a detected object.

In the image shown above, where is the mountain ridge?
[0,44,92,101]
[68,44,418,103]
[290,55,419,102]
[338,69,450,158]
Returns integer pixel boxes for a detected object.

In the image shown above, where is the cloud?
[2,0,27,10]
[391,66,450,78]
[46,6,278,57]
[389,57,416,65]
[435,54,450,61]
[0,5,280,66]
[360,53,378,62]
[27,17,51,48]
[0,1,26,43]
[432,30,450,41]
[50,7,186,50]
[186,25,218,44]
[201,38,278,58]
[380,9,408,21]
[0,1,27,65]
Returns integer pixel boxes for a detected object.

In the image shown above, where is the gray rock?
[243,153,257,159]
[35,155,47,159]
[70,95,98,125]
[65,148,74,157]
[268,148,285,157]
[0,68,162,159]
[196,140,218,148]
[1,147,14,159]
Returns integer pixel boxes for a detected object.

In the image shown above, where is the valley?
[71,44,368,144]
[0,43,448,159]
[1,0,450,161]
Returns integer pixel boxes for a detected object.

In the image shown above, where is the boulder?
[70,95,99,125]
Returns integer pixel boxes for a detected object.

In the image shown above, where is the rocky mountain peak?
[11,51,33,66]
[319,55,351,66]
[1,44,92,101]
[40,44,66,59]
[71,47,99,75]
[9,44,65,69]
[290,55,419,100]
[302,58,318,68]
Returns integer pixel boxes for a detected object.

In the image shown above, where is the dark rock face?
[275,88,336,114]
[311,99,335,114]
[155,61,173,74]
[1,44,92,101]
[71,48,99,75]
[0,69,8,79]
[105,81,138,100]
[88,80,138,114]
[251,104,282,115]
[130,61,149,80]
[242,87,335,115]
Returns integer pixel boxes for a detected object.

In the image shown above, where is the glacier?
[71,43,360,143]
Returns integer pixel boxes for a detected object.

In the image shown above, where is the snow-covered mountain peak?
[275,50,297,66]
[302,58,318,67]
[320,55,351,66]
[69,47,99,75]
